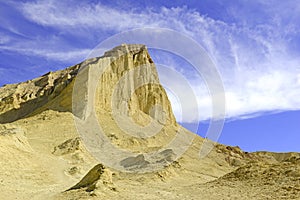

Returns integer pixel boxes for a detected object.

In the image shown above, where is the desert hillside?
[0,44,299,200]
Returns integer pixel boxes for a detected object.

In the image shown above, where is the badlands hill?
[0,44,299,200]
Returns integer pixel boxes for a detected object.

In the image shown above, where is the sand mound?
[67,164,105,191]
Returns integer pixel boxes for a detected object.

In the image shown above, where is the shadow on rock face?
[119,149,177,172]
[120,154,150,169]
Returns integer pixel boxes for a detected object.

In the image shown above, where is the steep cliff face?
[0,44,175,126]
[96,44,176,125]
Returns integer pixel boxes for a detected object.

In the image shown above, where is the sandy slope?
[0,109,231,200]
[1,109,299,200]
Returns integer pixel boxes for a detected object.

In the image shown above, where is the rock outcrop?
[0,44,175,126]
[0,66,79,123]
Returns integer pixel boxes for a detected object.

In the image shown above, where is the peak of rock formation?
[0,44,175,125]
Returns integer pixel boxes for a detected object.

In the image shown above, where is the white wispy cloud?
[1,45,91,62]
[19,1,177,31]
[3,0,300,122]
[0,30,91,63]
[0,34,11,44]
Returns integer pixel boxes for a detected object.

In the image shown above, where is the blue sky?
[0,0,299,152]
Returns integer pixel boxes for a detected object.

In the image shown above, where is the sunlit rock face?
[0,44,175,126]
